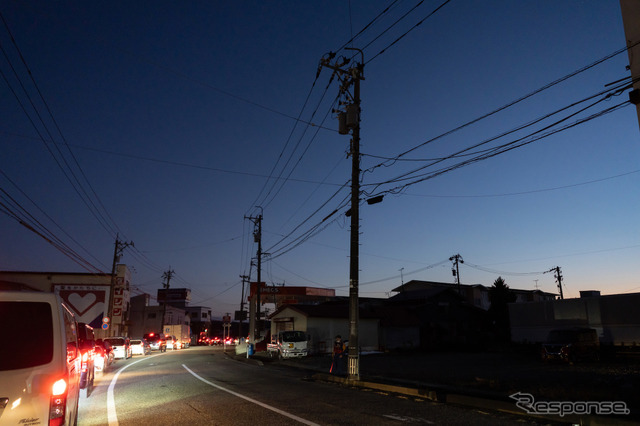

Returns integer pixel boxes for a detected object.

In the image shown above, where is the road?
[78,346,557,425]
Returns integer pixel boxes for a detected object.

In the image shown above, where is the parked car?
[0,291,81,426]
[94,339,114,373]
[144,332,166,352]
[541,327,600,363]
[77,322,96,394]
[131,338,151,355]
[104,337,132,359]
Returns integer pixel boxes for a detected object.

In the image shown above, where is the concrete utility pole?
[449,254,464,295]
[245,211,263,344]
[620,0,640,130]
[107,234,133,337]
[161,268,174,336]
[319,48,364,380]
[545,266,564,299]
[239,274,249,339]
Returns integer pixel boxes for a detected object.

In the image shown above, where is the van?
[0,290,81,425]
[103,337,132,359]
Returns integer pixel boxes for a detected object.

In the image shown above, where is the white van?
[0,291,81,425]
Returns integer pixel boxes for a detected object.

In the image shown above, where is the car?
[143,332,166,352]
[94,339,114,373]
[211,337,221,345]
[77,322,96,395]
[541,327,600,363]
[0,290,81,426]
[181,337,190,348]
[130,339,151,356]
[166,335,181,350]
[104,336,132,359]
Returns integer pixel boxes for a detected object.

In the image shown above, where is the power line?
[1,138,345,188]
[366,41,640,171]
[0,169,109,271]
[365,0,453,65]
[401,168,640,199]
[364,93,630,197]
[464,262,547,277]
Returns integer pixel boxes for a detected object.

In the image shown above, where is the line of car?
[197,336,239,346]
[0,290,193,426]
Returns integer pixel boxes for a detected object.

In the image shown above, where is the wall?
[509,292,640,345]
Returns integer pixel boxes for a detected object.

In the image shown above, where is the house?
[393,280,556,311]
[268,302,380,354]
[386,287,490,350]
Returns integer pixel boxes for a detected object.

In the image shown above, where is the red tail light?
[50,378,68,426]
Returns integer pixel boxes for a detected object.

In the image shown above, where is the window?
[201,312,208,319]
[148,313,156,319]
[0,302,54,370]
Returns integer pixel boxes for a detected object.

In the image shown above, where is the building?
[268,301,380,354]
[0,265,132,338]
[393,280,556,311]
[185,306,213,342]
[386,287,490,350]
[128,293,190,340]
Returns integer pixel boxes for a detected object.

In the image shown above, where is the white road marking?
[107,354,162,426]
[182,364,320,426]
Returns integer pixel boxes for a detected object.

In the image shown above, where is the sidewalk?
[228,348,639,425]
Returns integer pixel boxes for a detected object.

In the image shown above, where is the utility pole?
[245,210,263,344]
[239,274,249,339]
[545,266,564,299]
[161,268,174,336]
[620,0,640,130]
[449,254,464,295]
[107,234,133,337]
[319,48,364,380]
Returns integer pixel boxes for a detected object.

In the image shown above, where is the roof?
[269,303,380,320]
[392,280,486,293]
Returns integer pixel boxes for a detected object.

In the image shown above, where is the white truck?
[163,324,191,348]
[267,330,309,359]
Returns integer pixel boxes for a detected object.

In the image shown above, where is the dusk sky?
[1,1,638,319]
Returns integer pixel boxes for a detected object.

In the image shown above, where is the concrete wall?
[509,292,640,345]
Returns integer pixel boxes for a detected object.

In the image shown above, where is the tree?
[488,277,517,342]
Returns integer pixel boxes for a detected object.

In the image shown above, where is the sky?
[1,1,639,318]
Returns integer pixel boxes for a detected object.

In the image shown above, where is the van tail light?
[81,351,89,372]
[50,378,68,426]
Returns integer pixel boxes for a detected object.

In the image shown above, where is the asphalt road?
[78,346,562,425]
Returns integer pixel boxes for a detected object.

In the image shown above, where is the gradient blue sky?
[1,1,638,318]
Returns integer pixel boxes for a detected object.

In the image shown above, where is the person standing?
[331,335,345,375]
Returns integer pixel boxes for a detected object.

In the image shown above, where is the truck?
[267,330,309,359]
[163,324,191,349]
